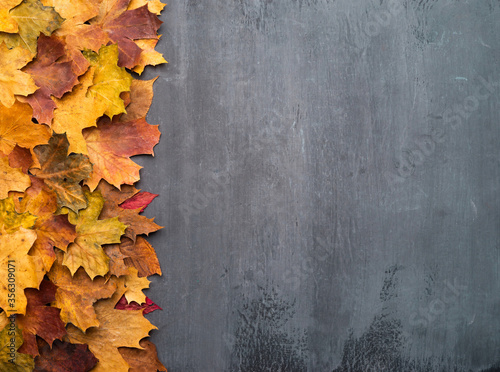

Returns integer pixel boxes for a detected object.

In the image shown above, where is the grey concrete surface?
[136,0,500,370]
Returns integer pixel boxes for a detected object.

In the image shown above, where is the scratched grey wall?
[137,0,500,371]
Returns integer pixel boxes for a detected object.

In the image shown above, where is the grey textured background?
[136,0,500,371]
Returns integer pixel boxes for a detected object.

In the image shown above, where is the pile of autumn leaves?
[0,0,167,370]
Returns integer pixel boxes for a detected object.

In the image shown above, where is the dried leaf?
[0,100,50,155]
[0,321,35,371]
[62,190,127,279]
[34,338,99,372]
[47,253,117,332]
[65,283,156,372]
[98,181,162,241]
[115,295,161,315]
[0,43,37,107]
[132,38,166,75]
[84,116,160,190]
[120,236,162,277]
[120,77,157,122]
[20,35,79,124]
[120,191,158,213]
[31,133,92,212]
[0,0,23,33]
[16,279,66,356]
[0,228,45,315]
[84,44,132,118]
[0,155,31,199]
[119,339,166,372]
[0,196,36,234]
[19,177,77,271]
[0,0,63,54]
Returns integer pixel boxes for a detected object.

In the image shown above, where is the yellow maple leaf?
[128,0,165,15]
[122,267,149,304]
[0,0,22,33]
[132,38,167,75]
[0,0,63,54]
[0,228,46,315]
[0,101,50,156]
[65,283,156,372]
[62,190,127,279]
[51,68,108,155]
[0,43,37,108]
[48,252,118,332]
[0,156,30,199]
[0,197,36,234]
[84,44,132,118]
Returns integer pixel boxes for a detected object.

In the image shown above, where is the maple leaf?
[120,236,162,277]
[95,0,163,68]
[8,145,33,173]
[97,181,162,241]
[128,0,165,15]
[34,338,98,372]
[0,43,37,107]
[19,177,76,271]
[0,0,22,33]
[0,0,63,54]
[0,320,35,371]
[47,253,118,332]
[120,77,157,122]
[19,35,79,125]
[84,116,160,190]
[31,133,92,212]
[119,339,166,372]
[0,100,50,155]
[14,280,66,356]
[115,295,161,315]
[84,44,132,118]
[41,0,99,28]
[0,196,36,234]
[0,228,46,315]
[0,155,31,199]
[61,189,127,279]
[65,283,156,372]
[50,69,108,155]
[104,244,129,277]
[132,38,166,75]
[120,190,158,213]
[121,267,149,304]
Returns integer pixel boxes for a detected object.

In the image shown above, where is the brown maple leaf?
[119,236,162,277]
[119,339,166,372]
[20,34,79,125]
[8,145,34,173]
[16,279,66,357]
[34,338,98,372]
[31,133,92,212]
[120,77,157,122]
